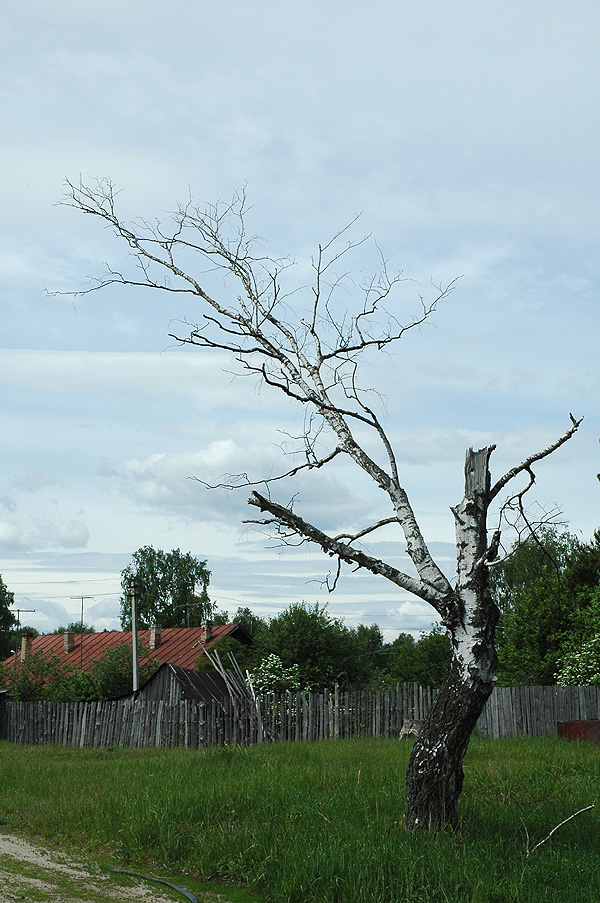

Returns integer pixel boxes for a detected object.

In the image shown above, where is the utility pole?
[10,607,35,670]
[70,595,94,669]
[130,583,139,692]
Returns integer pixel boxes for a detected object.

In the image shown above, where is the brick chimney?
[199,620,213,645]
[20,634,33,662]
[64,632,75,654]
[149,625,162,650]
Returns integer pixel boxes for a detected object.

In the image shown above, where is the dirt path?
[0,833,217,903]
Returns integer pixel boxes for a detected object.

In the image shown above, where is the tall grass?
[0,736,598,903]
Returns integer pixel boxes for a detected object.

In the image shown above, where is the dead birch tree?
[64,179,582,830]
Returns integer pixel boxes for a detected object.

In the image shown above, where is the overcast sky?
[1,1,598,640]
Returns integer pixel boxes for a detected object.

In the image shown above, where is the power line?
[8,578,120,586]
[13,591,120,600]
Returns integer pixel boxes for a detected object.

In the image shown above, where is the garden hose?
[111,868,200,902]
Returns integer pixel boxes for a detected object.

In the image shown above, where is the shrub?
[251,654,302,694]
[556,635,600,685]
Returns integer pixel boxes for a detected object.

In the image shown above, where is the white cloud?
[0,518,89,555]
[0,493,16,513]
[111,438,377,533]
[13,472,62,493]
[0,0,597,636]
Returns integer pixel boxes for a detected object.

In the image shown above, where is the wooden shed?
[130,663,234,706]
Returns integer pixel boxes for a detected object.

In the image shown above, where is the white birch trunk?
[405,447,499,830]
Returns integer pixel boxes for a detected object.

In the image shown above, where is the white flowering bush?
[556,635,600,685]
[250,654,302,694]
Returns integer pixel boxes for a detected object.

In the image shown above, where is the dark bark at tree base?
[405,670,494,831]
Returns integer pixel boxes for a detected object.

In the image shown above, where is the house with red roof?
[4,622,252,673]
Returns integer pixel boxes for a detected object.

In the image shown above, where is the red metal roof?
[3,625,251,672]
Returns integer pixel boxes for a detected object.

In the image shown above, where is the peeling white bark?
[450,446,497,684]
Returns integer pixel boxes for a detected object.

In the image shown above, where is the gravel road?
[0,833,210,903]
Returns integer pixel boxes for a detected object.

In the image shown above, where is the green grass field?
[0,736,598,903]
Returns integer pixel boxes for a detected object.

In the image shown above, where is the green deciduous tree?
[0,575,17,659]
[563,529,600,604]
[232,606,267,638]
[492,527,596,685]
[0,652,69,701]
[52,622,95,634]
[120,546,211,628]
[554,530,600,684]
[254,602,378,690]
[86,643,159,698]
[354,623,385,676]
[382,625,450,688]
[0,643,159,701]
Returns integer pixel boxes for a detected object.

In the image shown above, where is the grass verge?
[0,735,598,903]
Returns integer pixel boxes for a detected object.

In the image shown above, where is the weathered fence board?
[1,684,599,749]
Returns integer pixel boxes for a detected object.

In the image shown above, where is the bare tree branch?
[527,805,594,855]
[489,416,583,502]
[247,490,450,611]
[191,447,343,491]
[334,517,398,544]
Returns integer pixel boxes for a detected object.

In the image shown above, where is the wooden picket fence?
[0,684,434,749]
[475,684,600,739]
[0,684,599,749]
